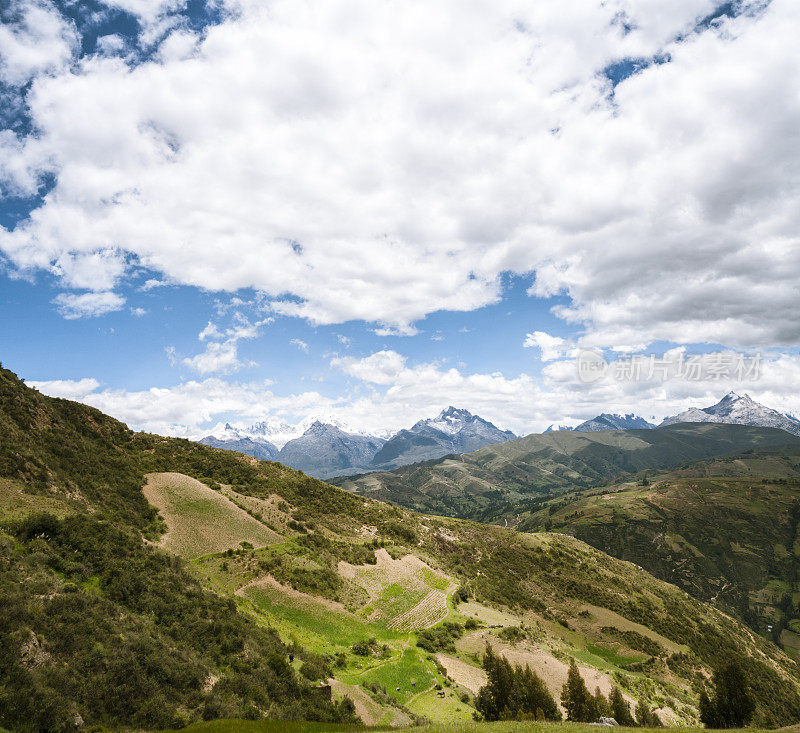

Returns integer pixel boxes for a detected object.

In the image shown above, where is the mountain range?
[4,364,800,728]
[200,406,517,479]
[544,392,799,437]
[335,421,800,520]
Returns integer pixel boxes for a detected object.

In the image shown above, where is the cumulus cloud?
[28,345,800,439]
[523,331,569,361]
[1,0,799,346]
[27,377,101,400]
[52,291,126,319]
[180,315,271,374]
[31,377,335,437]
[0,0,77,86]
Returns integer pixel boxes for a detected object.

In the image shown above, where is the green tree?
[475,645,560,721]
[561,659,596,722]
[610,686,635,726]
[636,698,662,727]
[699,661,755,728]
[594,687,611,718]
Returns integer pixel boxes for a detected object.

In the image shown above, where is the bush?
[299,653,332,682]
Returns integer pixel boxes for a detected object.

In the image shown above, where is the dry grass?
[434,654,487,695]
[143,472,282,558]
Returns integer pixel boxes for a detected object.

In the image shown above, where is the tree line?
[475,645,752,728]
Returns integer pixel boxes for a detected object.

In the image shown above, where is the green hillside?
[2,364,800,729]
[522,447,800,658]
[334,424,800,522]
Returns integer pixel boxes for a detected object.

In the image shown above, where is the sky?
[1,0,799,438]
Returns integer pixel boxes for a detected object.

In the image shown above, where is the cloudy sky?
[1,0,799,437]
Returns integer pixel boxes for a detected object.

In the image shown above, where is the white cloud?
[327,347,800,436]
[523,331,569,361]
[28,346,800,440]
[180,315,271,374]
[0,0,77,86]
[1,0,799,346]
[52,291,126,319]
[32,377,334,437]
[332,349,409,385]
[27,377,100,400]
[130,306,147,316]
[290,338,309,353]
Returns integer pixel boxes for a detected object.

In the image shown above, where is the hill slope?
[336,423,800,521]
[2,365,800,728]
[522,447,800,656]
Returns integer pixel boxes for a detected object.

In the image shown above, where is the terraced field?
[339,549,456,630]
[134,468,800,728]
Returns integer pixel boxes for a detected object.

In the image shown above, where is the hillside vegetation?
[522,448,800,659]
[335,424,800,522]
[2,365,800,729]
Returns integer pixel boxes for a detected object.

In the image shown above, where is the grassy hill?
[2,364,800,729]
[521,447,800,659]
[334,424,800,522]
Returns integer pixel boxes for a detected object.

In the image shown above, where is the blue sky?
[1,0,799,437]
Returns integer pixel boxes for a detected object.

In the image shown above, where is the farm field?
[143,472,282,557]
[134,470,800,728]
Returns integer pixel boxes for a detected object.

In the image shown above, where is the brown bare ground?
[434,654,487,694]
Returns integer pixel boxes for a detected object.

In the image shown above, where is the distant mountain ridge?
[198,422,278,459]
[370,406,517,470]
[574,413,655,432]
[197,406,516,479]
[336,422,800,521]
[544,413,656,433]
[275,421,386,478]
[661,391,800,436]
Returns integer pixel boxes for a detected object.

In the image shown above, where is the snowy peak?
[423,406,481,435]
[372,407,516,469]
[573,413,655,432]
[661,393,800,437]
[275,422,385,479]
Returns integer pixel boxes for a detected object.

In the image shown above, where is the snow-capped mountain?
[660,392,800,437]
[573,413,655,432]
[243,417,297,448]
[544,424,574,433]
[196,407,516,477]
[370,406,517,470]
[197,423,278,460]
[275,421,386,479]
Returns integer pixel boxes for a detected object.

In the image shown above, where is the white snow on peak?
[661,392,800,437]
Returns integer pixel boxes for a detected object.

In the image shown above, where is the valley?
[336,422,800,522]
[3,365,800,730]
